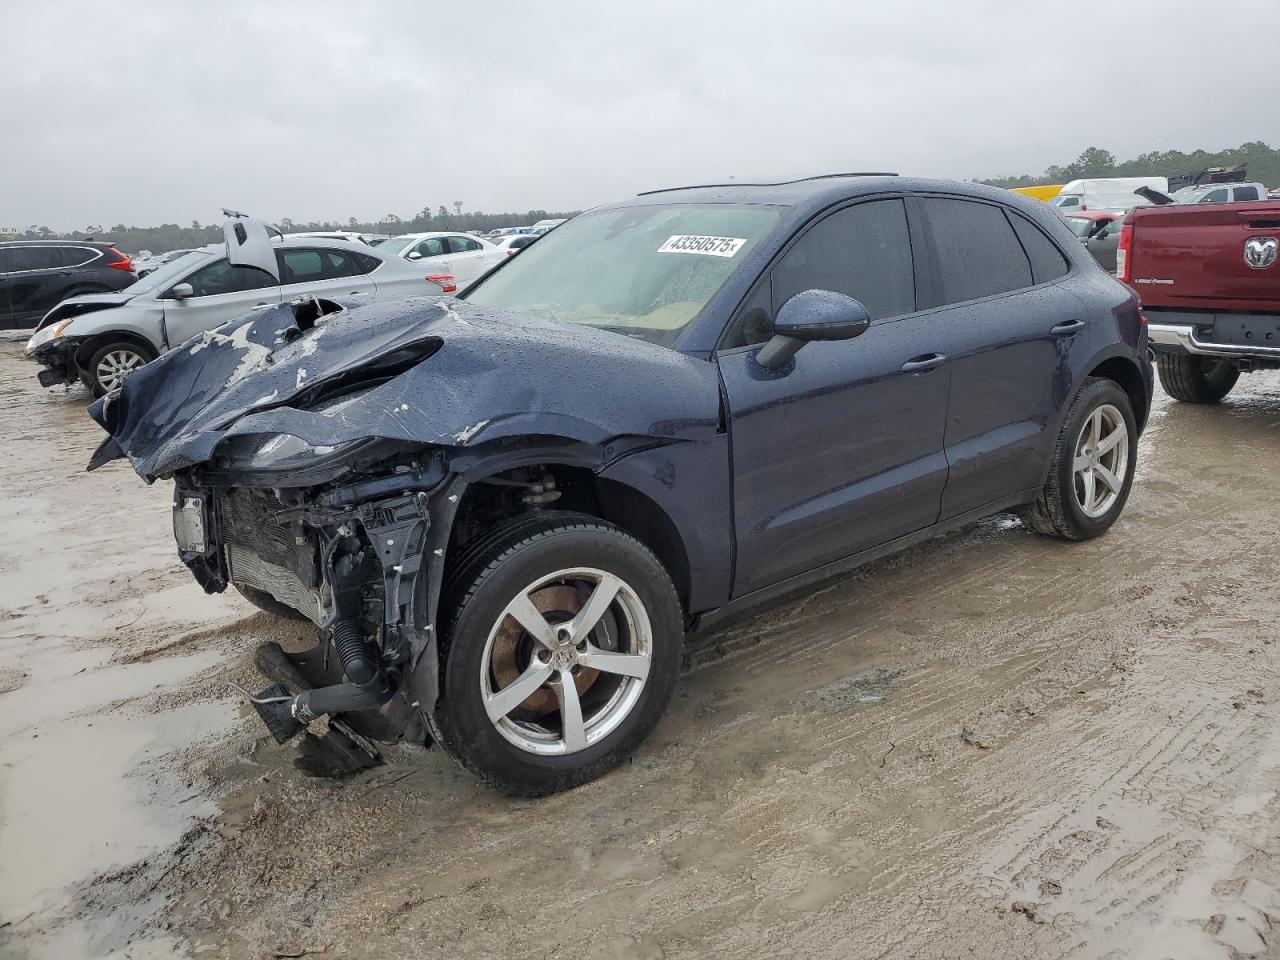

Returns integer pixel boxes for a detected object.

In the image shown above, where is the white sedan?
[378,232,507,287]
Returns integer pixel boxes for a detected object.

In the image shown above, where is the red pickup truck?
[1121,200,1280,402]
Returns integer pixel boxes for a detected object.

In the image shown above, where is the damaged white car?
[24,215,458,396]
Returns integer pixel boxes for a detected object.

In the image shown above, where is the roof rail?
[637,172,899,195]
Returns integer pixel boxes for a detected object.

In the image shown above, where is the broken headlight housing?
[214,434,373,475]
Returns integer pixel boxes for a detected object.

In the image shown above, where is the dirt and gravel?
[1,331,1279,960]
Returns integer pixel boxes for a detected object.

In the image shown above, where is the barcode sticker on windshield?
[658,235,747,258]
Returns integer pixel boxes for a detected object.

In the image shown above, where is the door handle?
[1052,319,1086,336]
[900,353,946,374]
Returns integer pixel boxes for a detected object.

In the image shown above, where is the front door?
[718,198,951,596]
[161,257,281,347]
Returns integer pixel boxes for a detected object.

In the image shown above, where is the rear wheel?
[433,513,683,795]
[84,340,156,396]
[1021,377,1137,541]
[1156,354,1238,403]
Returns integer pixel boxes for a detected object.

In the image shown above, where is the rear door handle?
[901,353,946,374]
[1052,319,1086,336]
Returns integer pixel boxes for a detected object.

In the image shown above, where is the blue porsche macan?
[90,174,1153,794]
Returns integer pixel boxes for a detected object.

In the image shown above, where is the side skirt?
[690,488,1038,634]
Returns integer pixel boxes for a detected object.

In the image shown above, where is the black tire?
[83,340,157,397]
[233,584,311,622]
[1156,354,1238,403]
[433,512,683,796]
[1020,377,1137,541]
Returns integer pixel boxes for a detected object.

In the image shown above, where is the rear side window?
[1008,214,1069,284]
[279,249,325,284]
[60,246,100,267]
[1234,186,1260,202]
[181,259,275,297]
[771,198,915,320]
[350,251,382,274]
[319,249,362,278]
[447,236,482,253]
[922,198,1032,304]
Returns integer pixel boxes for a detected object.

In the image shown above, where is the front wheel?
[433,514,683,795]
[1020,377,1137,541]
[1156,354,1238,403]
[84,340,157,397]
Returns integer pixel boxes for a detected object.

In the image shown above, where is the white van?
[1051,177,1168,214]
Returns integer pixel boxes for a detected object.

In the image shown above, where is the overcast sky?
[4,0,1275,230]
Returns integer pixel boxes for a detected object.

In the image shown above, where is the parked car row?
[85,174,1153,796]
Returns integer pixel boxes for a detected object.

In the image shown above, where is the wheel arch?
[442,462,693,623]
[1084,353,1150,435]
[72,329,160,372]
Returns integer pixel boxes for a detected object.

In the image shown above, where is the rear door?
[718,197,951,595]
[161,257,281,346]
[911,195,1079,518]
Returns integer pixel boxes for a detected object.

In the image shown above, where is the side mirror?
[170,282,194,300]
[756,290,872,369]
[406,251,423,261]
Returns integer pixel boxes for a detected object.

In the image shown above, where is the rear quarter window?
[1008,214,1069,284]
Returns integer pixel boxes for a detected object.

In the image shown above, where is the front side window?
[180,258,275,297]
[922,198,1033,305]
[447,236,482,253]
[6,247,63,272]
[771,199,915,319]
[465,202,782,346]
[59,246,99,267]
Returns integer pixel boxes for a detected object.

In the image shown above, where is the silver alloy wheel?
[1072,403,1129,519]
[95,348,146,392]
[480,567,652,756]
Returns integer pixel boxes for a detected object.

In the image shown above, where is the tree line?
[979,141,1280,189]
[6,206,581,255]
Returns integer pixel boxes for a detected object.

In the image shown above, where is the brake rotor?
[490,583,614,716]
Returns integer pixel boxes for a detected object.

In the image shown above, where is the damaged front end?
[173,438,453,747]
[86,294,720,757]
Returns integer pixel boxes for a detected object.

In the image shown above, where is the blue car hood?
[88,297,721,481]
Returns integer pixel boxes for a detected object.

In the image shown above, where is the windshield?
[124,250,215,294]
[464,203,783,345]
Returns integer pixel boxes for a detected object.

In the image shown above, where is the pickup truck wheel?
[84,341,157,397]
[1020,377,1137,541]
[433,513,682,796]
[1156,354,1238,403]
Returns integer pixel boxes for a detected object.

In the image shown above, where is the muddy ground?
[1,332,1278,960]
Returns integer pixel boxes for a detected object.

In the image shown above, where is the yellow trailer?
[1010,184,1064,202]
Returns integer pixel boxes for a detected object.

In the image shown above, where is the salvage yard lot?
[1,332,1278,959]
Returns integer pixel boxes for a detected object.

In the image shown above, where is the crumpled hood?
[88,297,721,481]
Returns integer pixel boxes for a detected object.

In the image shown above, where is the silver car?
[24,218,458,395]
